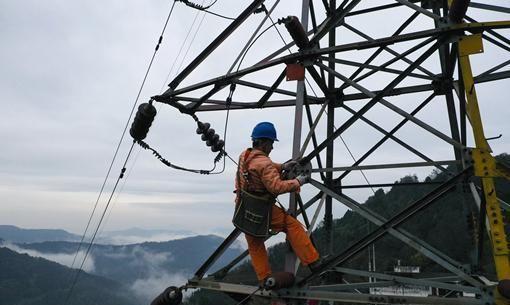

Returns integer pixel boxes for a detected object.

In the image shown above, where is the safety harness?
[232,149,276,238]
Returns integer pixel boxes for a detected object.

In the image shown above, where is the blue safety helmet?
[251,122,279,141]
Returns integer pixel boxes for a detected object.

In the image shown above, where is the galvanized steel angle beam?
[191,83,438,110]
[478,34,510,53]
[307,0,362,46]
[255,69,287,108]
[316,61,465,150]
[301,97,327,181]
[394,0,443,20]
[319,56,435,81]
[328,267,480,293]
[476,59,510,79]
[193,228,241,280]
[469,2,510,14]
[339,10,422,92]
[339,97,453,177]
[340,22,438,79]
[346,2,417,17]
[305,169,480,287]
[305,65,329,95]
[474,70,510,84]
[310,279,396,291]
[302,39,443,164]
[187,278,484,305]
[340,181,445,189]
[312,160,460,173]
[153,22,510,107]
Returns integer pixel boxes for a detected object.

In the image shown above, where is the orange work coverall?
[235,148,319,281]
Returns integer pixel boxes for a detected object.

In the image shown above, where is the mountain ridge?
[0,225,81,243]
[0,247,141,305]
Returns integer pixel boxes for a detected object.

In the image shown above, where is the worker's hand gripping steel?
[282,159,312,185]
[282,160,299,171]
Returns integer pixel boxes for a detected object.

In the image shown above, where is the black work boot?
[308,258,324,273]
[308,257,344,282]
[259,276,270,289]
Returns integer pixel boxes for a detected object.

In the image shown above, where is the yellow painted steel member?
[457,26,510,304]
[448,0,510,302]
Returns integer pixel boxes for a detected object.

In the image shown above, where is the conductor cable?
[64,3,177,303]
[65,142,136,305]
[210,82,236,175]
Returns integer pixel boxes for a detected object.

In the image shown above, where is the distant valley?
[0,226,244,304]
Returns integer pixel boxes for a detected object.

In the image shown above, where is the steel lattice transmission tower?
[151,0,510,304]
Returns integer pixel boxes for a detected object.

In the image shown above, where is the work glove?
[296,174,310,186]
[282,160,299,171]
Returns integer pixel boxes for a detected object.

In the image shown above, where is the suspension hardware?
[130,102,157,141]
[196,121,225,152]
[279,16,310,49]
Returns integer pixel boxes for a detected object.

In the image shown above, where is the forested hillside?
[0,247,140,305]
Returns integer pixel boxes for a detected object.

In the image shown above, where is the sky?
[0,0,509,240]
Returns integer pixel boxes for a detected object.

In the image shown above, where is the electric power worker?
[233,122,322,287]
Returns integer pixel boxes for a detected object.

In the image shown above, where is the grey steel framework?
[153,0,510,304]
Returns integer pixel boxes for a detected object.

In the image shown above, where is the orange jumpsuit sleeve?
[260,161,300,195]
[272,162,282,173]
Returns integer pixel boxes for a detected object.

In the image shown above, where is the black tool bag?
[232,150,275,238]
[233,189,274,238]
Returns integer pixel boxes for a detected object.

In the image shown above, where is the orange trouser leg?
[245,205,320,281]
[245,234,271,281]
[271,205,319,265]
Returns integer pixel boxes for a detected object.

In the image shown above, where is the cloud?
[129,245,174,271]
[0,0,508,236]
[101,232,196,245]
[3,242,95,273]
[120,245,191,302]
[130,272,190,302]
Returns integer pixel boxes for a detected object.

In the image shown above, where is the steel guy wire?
[200,8,235,20]
[175,2,209,78]
[303,78,376,195]
[96,146,143,241]
[64,2,177,302]
[210,83,235,175]
[235,7,290,72]
[236,23,278,72]
[64,142,136,305]
[160,1,205,91]
[100,1,211,238]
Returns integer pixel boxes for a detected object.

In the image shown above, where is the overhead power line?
[63,3,177,304]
